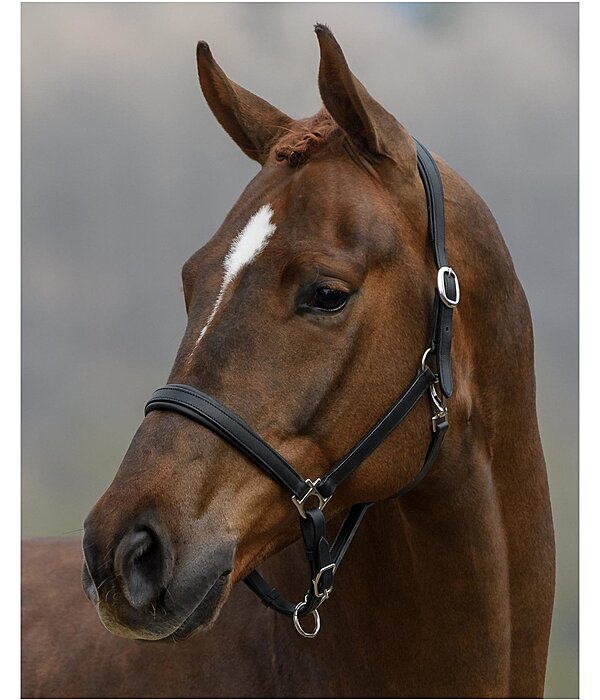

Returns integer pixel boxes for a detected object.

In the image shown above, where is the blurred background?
[22,3,578,697]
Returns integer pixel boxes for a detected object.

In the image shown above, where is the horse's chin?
[94,572,232,642]
[164,572,232,641]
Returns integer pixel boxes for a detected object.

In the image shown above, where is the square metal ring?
[291,478,330,518]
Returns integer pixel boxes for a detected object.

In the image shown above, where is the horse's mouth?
[162,570,232,642]
[89,568,232,642]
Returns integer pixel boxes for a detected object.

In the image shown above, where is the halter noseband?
[144,140,459,638]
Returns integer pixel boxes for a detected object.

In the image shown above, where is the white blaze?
[193,204,277,349]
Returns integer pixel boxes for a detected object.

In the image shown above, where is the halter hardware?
[144,139,458,639]
[293,599,321,638]
[437,266,460,308]
[429,381,448,432]
[291,478,330,519]
[312,562,336,599]
[421,348,448,432]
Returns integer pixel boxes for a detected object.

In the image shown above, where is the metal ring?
[293,602,321,638]
[421,347,433,372]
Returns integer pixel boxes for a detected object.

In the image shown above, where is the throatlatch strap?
[318,366,435,498]
[397,418,448,495]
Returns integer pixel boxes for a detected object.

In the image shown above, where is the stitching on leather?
[165,387,287,454]
[157,387,293,466]
[148,390,304,492]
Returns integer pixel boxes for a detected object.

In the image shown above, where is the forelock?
[274,111,341,168]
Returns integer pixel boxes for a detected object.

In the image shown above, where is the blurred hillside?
[22,4,578,697]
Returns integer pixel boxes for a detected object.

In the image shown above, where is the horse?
[22,25,555,698]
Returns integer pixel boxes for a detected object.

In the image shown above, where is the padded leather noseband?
[144,139,458,637]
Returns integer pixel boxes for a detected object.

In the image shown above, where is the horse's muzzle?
[81,509,235,640]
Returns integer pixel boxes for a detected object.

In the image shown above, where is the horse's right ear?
[314,25,415,175]
[196,42,292,165]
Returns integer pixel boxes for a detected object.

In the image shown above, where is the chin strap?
[144,139,458,638]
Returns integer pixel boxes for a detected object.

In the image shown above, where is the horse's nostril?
[114,525,171,610]
[125,529,154,564]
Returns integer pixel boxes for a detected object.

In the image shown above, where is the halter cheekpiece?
[144,140,459,638]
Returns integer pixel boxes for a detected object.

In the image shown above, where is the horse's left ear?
[315,25,416,173]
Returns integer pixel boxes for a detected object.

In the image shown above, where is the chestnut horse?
[22,26,555,698]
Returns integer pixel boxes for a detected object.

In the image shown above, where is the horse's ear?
[314,25,415,171]
[196,42,293,164]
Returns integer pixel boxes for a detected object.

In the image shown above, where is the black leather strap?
[330,502,373,563]
[318,367,435,499]
[397,418,448,495]
[243,503,373,617]
[430,293,454,398]
[437,299,454,397]
[243,507,332,617]
[243,570,297,616]
[145,385,310,501]
[415,139,455,398]
[415,140,447,269]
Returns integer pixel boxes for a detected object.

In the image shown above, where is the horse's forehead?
[264,160,393,250]
[188,158,394,275]
[280,159,382,216]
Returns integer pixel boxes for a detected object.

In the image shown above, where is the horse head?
[82,26,462,641]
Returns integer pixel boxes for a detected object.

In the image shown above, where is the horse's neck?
[259,447,512,697]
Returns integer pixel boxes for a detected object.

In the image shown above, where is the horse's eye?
[307,285,349,312]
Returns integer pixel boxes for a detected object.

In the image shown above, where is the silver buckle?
[312,563,336,599]
[429,381,447,432]
[291,478,330,519]
[421,349,447,431]
[437,266,460,308]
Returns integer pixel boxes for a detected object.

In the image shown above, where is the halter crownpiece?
[144,139,458,638]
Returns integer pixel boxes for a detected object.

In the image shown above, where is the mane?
[274,110,340,167]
